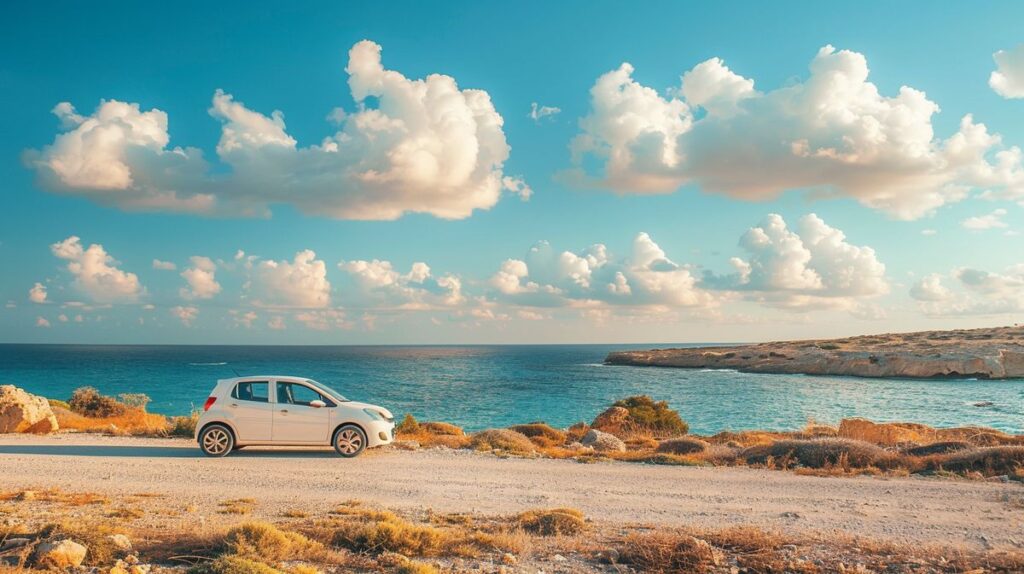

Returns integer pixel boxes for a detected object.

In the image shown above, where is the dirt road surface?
[1,433,1021,550]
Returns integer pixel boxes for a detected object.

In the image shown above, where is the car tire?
[199,424,234,457]
[333,425,367,458]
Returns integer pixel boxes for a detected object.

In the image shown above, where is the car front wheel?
[333,425,367,458]
[199,424,234,457]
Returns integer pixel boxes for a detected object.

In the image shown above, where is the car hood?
[345,401,394,420]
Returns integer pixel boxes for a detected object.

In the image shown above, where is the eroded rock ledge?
[605,326,1024,379]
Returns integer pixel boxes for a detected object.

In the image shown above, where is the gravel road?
[1,433,1021,550]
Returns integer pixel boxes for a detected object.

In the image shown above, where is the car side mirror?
[309,400,326,409]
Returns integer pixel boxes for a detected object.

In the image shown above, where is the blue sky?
[2,1,1023,344]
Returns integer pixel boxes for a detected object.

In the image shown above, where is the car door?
[226,380,273,442]
[271,381,334,444]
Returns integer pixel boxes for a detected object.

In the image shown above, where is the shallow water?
[2,344,1021,434]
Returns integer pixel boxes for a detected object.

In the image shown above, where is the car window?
[276,382,333,407]
[231,381,269,403]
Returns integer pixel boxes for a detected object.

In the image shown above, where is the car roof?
[217,375,315,384]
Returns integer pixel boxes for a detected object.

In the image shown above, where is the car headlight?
[363,408,385,421]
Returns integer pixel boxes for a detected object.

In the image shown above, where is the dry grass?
[656,437,709,455]
[0,488,109,506]
[508,423,567,447]
[515,508,586,536]
[219,499,257,515]
[741,438,892,470]
[468,429,536,455]
[617,531,720,574]
[223,521,324,563]
[925,446,1024,475]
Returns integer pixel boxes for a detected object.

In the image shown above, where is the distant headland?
[606,325,1024,379]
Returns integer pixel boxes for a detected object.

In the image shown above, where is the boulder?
[34,539,87,569]
[0,385,58,434]
[581,429,626,453]
[108,534,133,551]
[590,406,629,435]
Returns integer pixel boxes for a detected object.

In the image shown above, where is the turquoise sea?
[1,344,1021,434]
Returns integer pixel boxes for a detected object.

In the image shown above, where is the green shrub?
[613,396,689,436]
[332,514,446,556]
[68,387,129,418]
[189,555,283,574]
[223,521,320,563]
[396,413,420,433]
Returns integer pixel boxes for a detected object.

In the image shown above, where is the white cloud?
[50,236,143,303]
[913,265,1024,315]
[180,256,221,300]
[29,282,47,304]
[249,250,330,308]
[294,309,349,331]
[230,310,258,328]
[57,314,68,323]
[489,233,714,309]
[990,44,1024,99]
[267,315,286,330]
[36,317,50,328]
[529,102,561,122]
[338,259,464,310]
[28,40,525,221]
[702,214,888,310]
[565,45,1024,219]
[921,229,938,236]
[171,305,198,326]
[152,259,177,270]
[961,208,1008,230]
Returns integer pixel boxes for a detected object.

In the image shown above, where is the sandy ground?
[1,433,1022,551]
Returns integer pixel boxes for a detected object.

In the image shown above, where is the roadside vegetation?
[0,487,1021,573]
[32,388,1024,482]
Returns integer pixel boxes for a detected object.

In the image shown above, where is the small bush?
[742,438,889,469]
[189,555,283,574]
[508,423,567,447]
[396,414,420,434]
[47,399,70,410]
[224,522,320,562]
[68,387,129,418]
[515,508,586,536]
[168,412,200,437]
[469,430,536,455]
[927,446,1024,476]
[38,521,129,566]
[332,514,446,556]
[905,441,972,457]
[613,396,689,437]
[566,422,589,443]
[618,532,720,574]
[395,559,440,574]
[656,437,709,455]
[419,422,463,436]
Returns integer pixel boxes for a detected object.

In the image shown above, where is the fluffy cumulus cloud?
[961,208,1008,230]
[247,250,331,308]
[565,46,1024,219]
[911,265,1024,315]
[50,236,143,303]
[171,305,198,326]
[489,233,714,309]
[529,102,561,122]
[152,259,177,271]
[702,214,888,310]
[29,283,47,304]
[179,256,221,300]
[36,317,51,328]
[338,259,464,310]
[26,40,526,221]
[990,44,1024,99]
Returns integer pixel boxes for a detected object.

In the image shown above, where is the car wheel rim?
[203,428,230,454]
[337,429,363,454]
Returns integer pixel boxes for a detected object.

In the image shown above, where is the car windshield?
[306,379,349,402]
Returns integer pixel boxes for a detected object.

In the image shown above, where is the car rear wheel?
[333,425,367,458]
[199,424,234,457]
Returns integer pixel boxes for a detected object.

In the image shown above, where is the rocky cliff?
[605,326,1024,379]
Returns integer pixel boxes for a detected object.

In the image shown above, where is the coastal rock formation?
[0,385,59,433]
[605,326,1024,380]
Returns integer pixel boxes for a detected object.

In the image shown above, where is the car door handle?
[279,409,288,413]
[230,403,238,408]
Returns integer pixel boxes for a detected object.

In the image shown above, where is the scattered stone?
[581,429,626,452]
[34,539,87,569]
[0,385,59,434]
[551,554,567,562]
[0,538,31,551]
[595,548,619,564]
[391,440,421,451]
[108,534,133,551]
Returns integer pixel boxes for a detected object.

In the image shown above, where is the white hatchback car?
[195,376,395,457]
